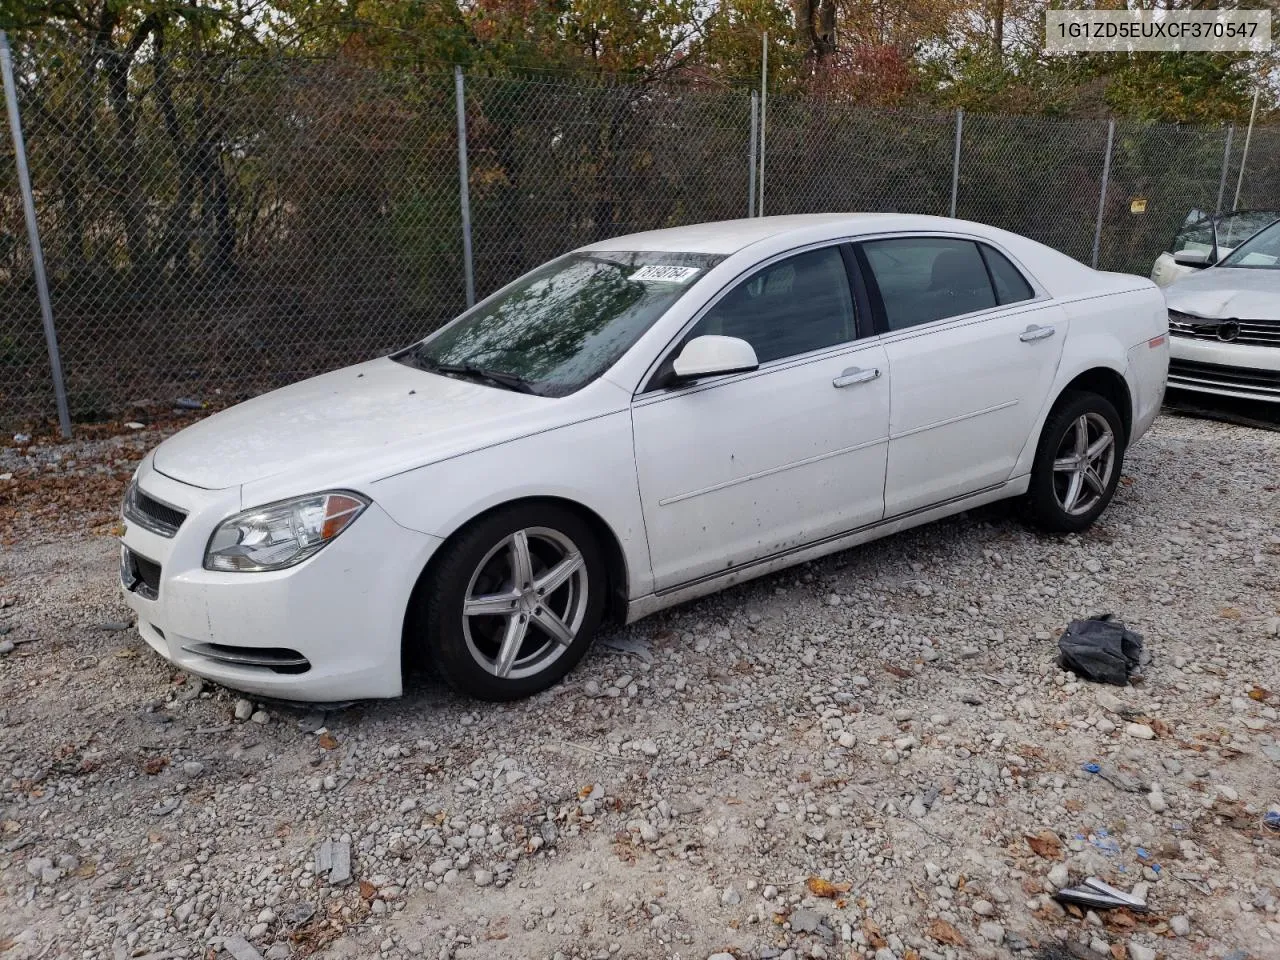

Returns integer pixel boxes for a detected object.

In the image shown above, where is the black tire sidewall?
[423,503,607,701]
[1028,392,1126,533]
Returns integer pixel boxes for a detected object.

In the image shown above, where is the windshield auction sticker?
[629,265,702,283]
[1046,10,1271,53]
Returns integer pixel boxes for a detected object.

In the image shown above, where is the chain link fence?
[3,51,1278,430]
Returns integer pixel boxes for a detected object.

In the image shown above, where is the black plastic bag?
[1057,615,1143,685]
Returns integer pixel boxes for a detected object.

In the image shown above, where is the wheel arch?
[1057,366,1133,442]
[401,495,632,670]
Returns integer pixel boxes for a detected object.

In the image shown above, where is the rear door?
[857,235,1068,516]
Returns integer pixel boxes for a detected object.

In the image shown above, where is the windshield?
[399,251,721,396]
[1219,219,1280,269]
[1217,210,1280,249]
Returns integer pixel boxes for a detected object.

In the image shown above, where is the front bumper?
[120,462,441,702]
[1168,335,1280,403]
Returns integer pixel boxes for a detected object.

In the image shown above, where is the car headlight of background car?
[204,492,369,572]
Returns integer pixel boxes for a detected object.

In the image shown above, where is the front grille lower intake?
[181,643,312,674]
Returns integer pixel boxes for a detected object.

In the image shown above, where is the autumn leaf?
[883,663,913,679]
[864,918,887,948]
[358,879,376,900]
[1026,830,1064,860]
[806,876,851,898]
[1249,686,1272,701]
[926,918,967,946]
[1218,607,1242,619]
[143,755,170,776]
[318,733,339,750]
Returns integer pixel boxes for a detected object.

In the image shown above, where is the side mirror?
[670,335,759,384]
[1173,250,1211,267]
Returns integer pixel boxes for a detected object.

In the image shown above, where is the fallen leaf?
[578,784,593,798]
[1149,718,1174,738]
[806,876,851,898]
[864,918,887,949]
[1218,607,1242,619]
[358,880,376,900]
[143,755,169,776]
[317,733,339,751]
[926,918,967,946]
[883,663,913,679]
[1026,830,1063,860]
[1249,686,1272,702]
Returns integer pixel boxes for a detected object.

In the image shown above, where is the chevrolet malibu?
[120,214,1169,702]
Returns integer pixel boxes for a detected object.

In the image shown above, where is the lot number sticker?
[629,265,702,283]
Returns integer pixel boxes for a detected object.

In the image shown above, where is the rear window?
[980,245,1035,304]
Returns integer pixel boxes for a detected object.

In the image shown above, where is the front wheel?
[419,503,606,701]
[1025,391,1126,532]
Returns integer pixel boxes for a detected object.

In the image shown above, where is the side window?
[1169,217,1214,255]
[862,238,996,331]
[685,247,855,365]
[980,244,1035,304]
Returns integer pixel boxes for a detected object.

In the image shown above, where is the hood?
[1164,267,1280,321]
[152,358,554,489]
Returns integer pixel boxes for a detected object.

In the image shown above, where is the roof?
[579,213,909,255]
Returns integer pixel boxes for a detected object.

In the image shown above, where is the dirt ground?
[1,409,1279,960]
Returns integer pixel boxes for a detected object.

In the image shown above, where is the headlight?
[204,491,369,572]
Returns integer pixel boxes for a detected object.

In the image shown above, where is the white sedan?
[120,214,1168,702]
[1165,217,1280,403]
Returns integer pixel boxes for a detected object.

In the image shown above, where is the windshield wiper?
[408,352,540,395]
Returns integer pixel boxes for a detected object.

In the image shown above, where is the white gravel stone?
[1126,722,1156,740]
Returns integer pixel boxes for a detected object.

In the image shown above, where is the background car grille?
[1168,358,1280,399]
[1168,315,1280,348]
[125,485,188,537]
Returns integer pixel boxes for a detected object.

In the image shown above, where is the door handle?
[1020,324,1055,342]
[832,367,880,388]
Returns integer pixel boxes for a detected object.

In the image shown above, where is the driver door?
[631,245,891,591]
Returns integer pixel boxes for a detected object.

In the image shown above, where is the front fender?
[369,410,652,599]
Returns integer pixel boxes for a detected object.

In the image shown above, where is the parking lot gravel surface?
[2,412,1279,960]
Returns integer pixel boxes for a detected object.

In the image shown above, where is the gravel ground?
[2,413,1279,960]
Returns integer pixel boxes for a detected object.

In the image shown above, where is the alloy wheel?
[461,527,589,679]
[1052,412,1116,516]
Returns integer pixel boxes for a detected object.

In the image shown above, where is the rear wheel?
[1026,391,1126,532]
[419,503,606,700]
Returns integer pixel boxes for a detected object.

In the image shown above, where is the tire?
[1025,391,1126,533]
[419,502,607,701]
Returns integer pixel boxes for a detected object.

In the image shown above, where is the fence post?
[1215,124,1235,215]
[454,66,475,308]
[1,30,71,438]
[1091,118,1115,270]
[758,31,767,217]
[747,91,759,218]
[1232,86,1259,211]
[949,108,963,219]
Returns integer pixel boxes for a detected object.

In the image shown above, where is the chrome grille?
[123,482,188,538]
[1168,312,1280,348]
[1168,358,1280,399]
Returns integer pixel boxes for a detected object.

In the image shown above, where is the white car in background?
[1166,217,1280,403]
[1151,209,1280,287]
[119,214,1168,703]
